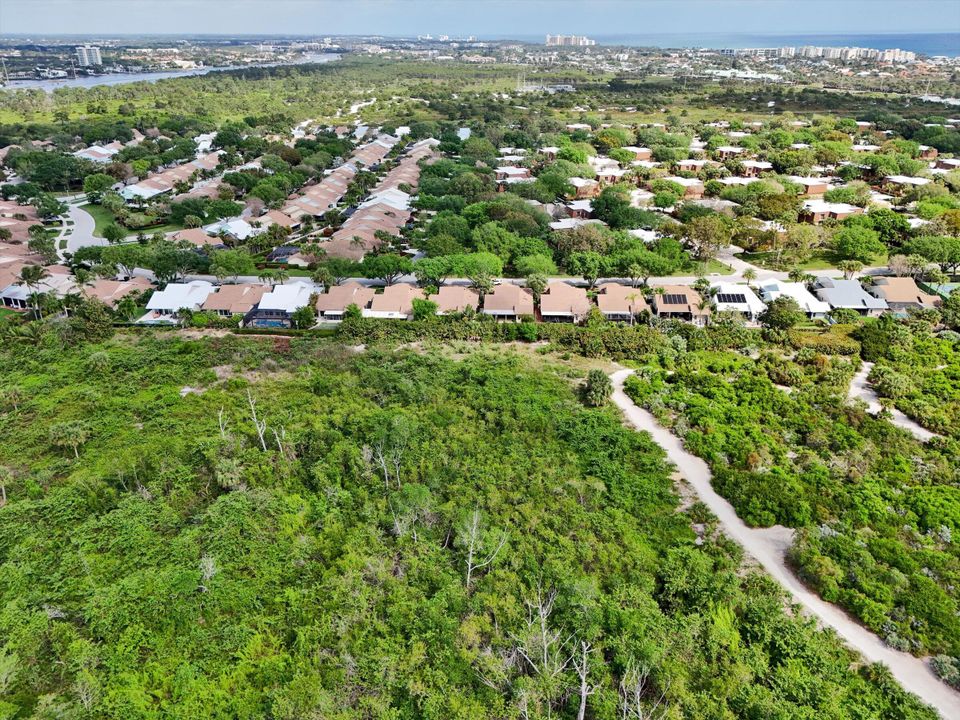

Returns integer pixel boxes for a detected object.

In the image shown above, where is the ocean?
[502,32,960,56]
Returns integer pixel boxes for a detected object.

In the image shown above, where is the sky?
[2,0,959,38]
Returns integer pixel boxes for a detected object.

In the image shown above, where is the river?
[1,53,340,92]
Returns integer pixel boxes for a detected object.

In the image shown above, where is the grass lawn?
[671,258,733,276]
[79,203,182,239]
[736,249,887,272]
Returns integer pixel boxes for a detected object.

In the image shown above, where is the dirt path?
[609,369,960,719]
[848,361,940,442]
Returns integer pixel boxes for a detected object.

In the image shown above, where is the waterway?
[1,53,340,92]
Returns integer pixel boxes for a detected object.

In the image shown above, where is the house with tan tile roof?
[539,281,591,323]
[84,277,153,307]
[481,284,534,321]
[867,277,941,312]
[428,285,479,315]
[315,281,376,320]
[364,283,425,320]
[201,283,269,316]
[596,283,649,321]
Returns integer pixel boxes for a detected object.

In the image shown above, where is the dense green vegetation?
[859,314,960,438]
[624,335,960,659]
[0,328,939,719]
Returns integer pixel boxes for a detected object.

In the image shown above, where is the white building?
[758,280,830,319]
[711,282,766,321]
[143,281,214,320]
[76,46,103,66]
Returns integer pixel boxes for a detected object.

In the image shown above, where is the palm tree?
[742,267,757,288]
[258,270,275,286]
[19,265,49,319]
[837,260,863,280]
[273,268,290,286]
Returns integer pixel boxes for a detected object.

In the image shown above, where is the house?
[758,280,830,319]
[314,281,376,321]
[882,175,931,194]
[568,177,601,199]
[539,282,591,323]
[934,158,960,171]
[919,145,938,160]
[201,283,268,317]
[171,227,225,248]
[851,143,881,152]
[549,218,605,231]
[812,278,888,316]
[662,177,704,199]
[1,266,78,310]
[566,123,593,132]
[566,199,594,219]
[801,200,863,224]
[247,281,316,328]
[428,285,480,315]
[788,176,831,197]
[540,146,559,160]
[84,277,152,307]
[710,282,766,321]
[364,283,425,320]
[142,281,214,320]
[596,282,649,321]
[595,167,628,184]
[203,217,260,242]
[867,277,941,312]
[495,165,532,184]
[715,145,744,160]
[481,284,534,321]
[621,146,653,161]
[676,159,714,173]
[740,160,773,178]
[651,285,710,325]
[73,141,123,163]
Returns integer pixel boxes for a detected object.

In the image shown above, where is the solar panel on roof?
[661,293,687,305]
[717,293,747,304]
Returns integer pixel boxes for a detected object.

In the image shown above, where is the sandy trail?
[609,369,960,719]
[848,361,940,442]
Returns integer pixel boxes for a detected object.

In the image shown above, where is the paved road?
[848,361,941,442]
[609,368,960,719]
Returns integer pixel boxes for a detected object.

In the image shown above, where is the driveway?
[609,368,959,719]
[56,198,105,260]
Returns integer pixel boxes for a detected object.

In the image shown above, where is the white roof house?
[759,280,830,318]
[203,217,260,241]
[884,175,931,187]
[257,282,315,315]
[361,188,411,211]
[711,282,766,320]
[144,281,214,316]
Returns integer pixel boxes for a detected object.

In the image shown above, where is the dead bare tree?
[514,586,571,682]
[0,466,10,508]
[218,406,228,439]
[457,508,508,588]
[573,640,600,720]
[618,661,669,720]
[246,390,268,451]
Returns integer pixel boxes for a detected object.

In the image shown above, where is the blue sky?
[3,0,959,37]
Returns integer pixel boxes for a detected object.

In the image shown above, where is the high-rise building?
[545,35,596,47]
[76,45,102,66]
